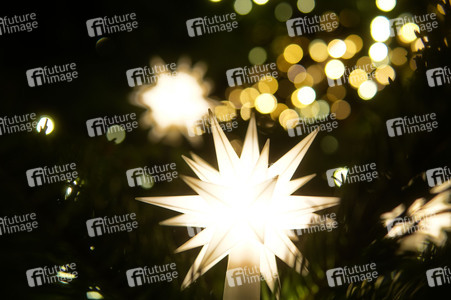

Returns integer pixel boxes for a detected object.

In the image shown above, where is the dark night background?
[0,0,450,299]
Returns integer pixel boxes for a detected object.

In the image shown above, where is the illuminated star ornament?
[137,112,339,300]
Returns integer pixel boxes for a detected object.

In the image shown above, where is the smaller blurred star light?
[131,57,216,146]
[381,181,451,253]
[36,116,55,135]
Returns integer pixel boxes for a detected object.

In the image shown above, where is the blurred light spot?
[106,125,126,144]
[240,87,259,107]
[258,76,278,94]
[274,2,293,22]
[409,55,418,71]
[332,167,349,187]
[325,59,345,79]
[371,16,390,42]
[299,100,324,118]
[228,88,243,108]
[399,23,420,43]
[375,65,395,85]
[331,100,351,119]
[87,291,104,299]
[346,34,363,52]
[309,39,328,62]
[36,116,54,135]
[358,80,377,100]
[296,86,316,106]
[279,109,299,129]
[349,69,368,88]
[65,187,72,200]
[294,73,314,88]
[270,103,288,120]
[234,0,253,15]
[320,135,339,154]
[390,47,408,66]
[376,0,396,12]
[283,44,303,64]
[240,102,252,120]
[249,47,267,65]
[356,56,373,70]
[411,38,425,52]
[327,85,346,101]
[369,42,388,61]
[276,54,291,72]
[307,64,324,84]
[253,0,268,4]
[437,3,446,15]
[287,64,307,83]
[215,101,237,121]
[297,0,315,13]
[328,39,347,58]
[255,93,277,114]
[342,39,357,59]
[90,246,95,250]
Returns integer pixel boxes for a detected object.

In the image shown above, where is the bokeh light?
[258,76,278,94]
[297,0,315,13]
[274,2,293,22]
[255,93,277,114]
[328,39,347,58]
[371,16,390,42]
[325,59,345,79]
[294,86,316,106]
[283,44,303,64]
[390,47,408,66]
[331,100,351,119]
[321,135,339,154]
[375,65,395,85]
[253,0,269,4]
[36,116,55,135]
[369,42,388,61]
[358,80,378,100]
[349,69,368,88]
[279,108,299,129]
[309,39,328,62]
[234,0,253,15]
[249,47,267,65]
[376,0,396,12]
[399,23,420,43]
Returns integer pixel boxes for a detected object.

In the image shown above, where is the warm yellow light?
[371,16,390,42]
[325,59,345,79]
[283,44,303,64]
[255,93,277,114]
[249,47,267,65]
[327,39,347,58]
[332,167,349,187]
[349,69,369,88]
[287,64,307,83]
[240,87,259,107]
[36,116,55,135]
[390,47,408,66]
[297,0,315,13]
[309,39,328,62]
[279,108,299,129]
[399,23,420,43]
[376,0,396,12]
[253,0,269,4]
[234,0,253,15]
[375,65,395,85]
[331,100,351,120]
[346,35,363,53]
[358,80,377,100]
[369,42,388,61]
[297,86,316,105]
[411,38,425,52]
[258,76,278,94]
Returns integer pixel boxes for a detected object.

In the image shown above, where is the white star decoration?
[137,111,339,299]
